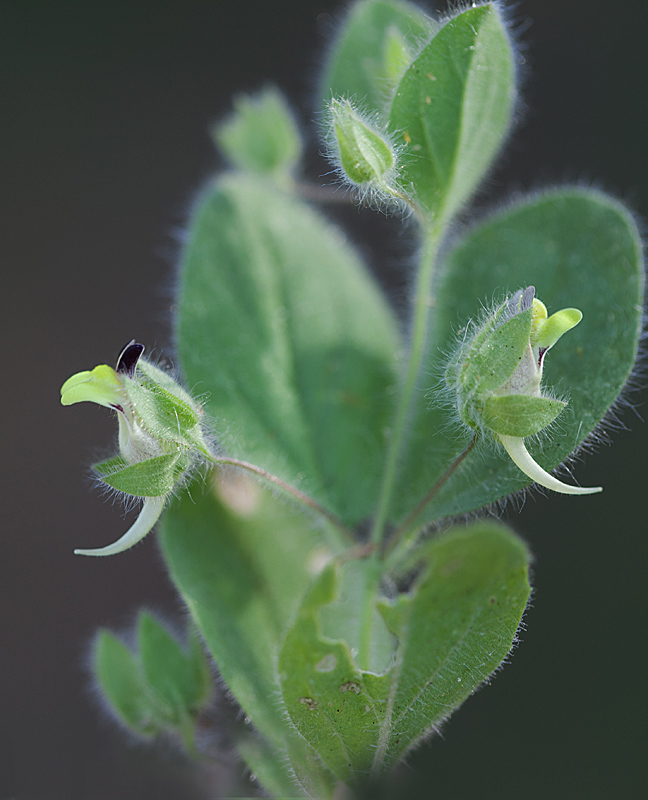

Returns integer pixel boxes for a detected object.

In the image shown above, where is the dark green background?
[1,0,646,797]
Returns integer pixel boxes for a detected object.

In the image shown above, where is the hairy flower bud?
[447,287,601,495]
[326,98,403,204]
[61,341,210,555]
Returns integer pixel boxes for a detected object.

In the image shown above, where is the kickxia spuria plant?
[61,2,643,796]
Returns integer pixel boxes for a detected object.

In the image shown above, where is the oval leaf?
[93,631,157,736]
[176,173,400,524]
[389,4,515,220]
[279,522,530,782]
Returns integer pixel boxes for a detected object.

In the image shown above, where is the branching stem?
[210,455,353,544]
[384,436,477,563]
[355,219,444,670]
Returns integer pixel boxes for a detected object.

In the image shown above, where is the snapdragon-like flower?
[447,287,601,495]
[61,342,210,556]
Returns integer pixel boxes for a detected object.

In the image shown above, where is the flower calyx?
[447,287,601,495]
[61,341,210,556]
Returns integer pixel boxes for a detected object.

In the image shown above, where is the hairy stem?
[384,436,477,566]
[357,552,383,672]
[357,221,444,670]
[370,222,444,548]
[211,456,353,546]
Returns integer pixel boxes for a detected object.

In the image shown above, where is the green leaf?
[236,732,338,800]
[187,627,213,709]
[137,612,207,722]
[389,4,515,221]
[395,189,644,523]
[279,522,530,783]
[236,735,309,799]
[279,564,382,782]
[213,87,302,180]
[159,473,340,752]
[373,523,530,769]
[483,394,566,438]
[319,558,395,674]
[94,453,180,497]
[94,630,157,736]
[320,0,434,114]
[176,173,400,524]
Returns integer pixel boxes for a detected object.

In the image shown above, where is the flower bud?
[447,287,601,495]
[61,341,210,555]
[326,98,402,203]
[212,86,302,180]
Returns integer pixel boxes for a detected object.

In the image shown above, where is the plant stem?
[296,181,359,205]
[211,456,353,545]
[357,551,383,671]
[369,221,444,548]
[384,436,477,565]
[357,221,444,671]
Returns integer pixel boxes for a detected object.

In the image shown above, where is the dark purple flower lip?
[116,341,145,376]
[507,285,535,317]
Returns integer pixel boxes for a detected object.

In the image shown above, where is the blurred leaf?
[159,473,339,751]
[394,189,644,523]
[389,4,514,220]
[187,627,213,709]
[236,735,305,798]
[236,732,338,799]
[94,630,157,736]
[213,87,302,180]
[320,0,434,114]
[176,173,400,524]
[137,612,207,721]
[279,522,530,783]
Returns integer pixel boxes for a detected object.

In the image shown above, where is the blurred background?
[2,0,647,797]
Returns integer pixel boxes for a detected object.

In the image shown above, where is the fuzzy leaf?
[279,522,530,783]
[137,612,207,721]
[389,4,515,220]
[94,631,157,736]
[395,189,644,523]
[236,735,308,799]
[320,0,434,115]
[213,87,302,178]
[483,394,566,438]
[176,173,400,524]
[159,472,342,754]
[94,453,180,497]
